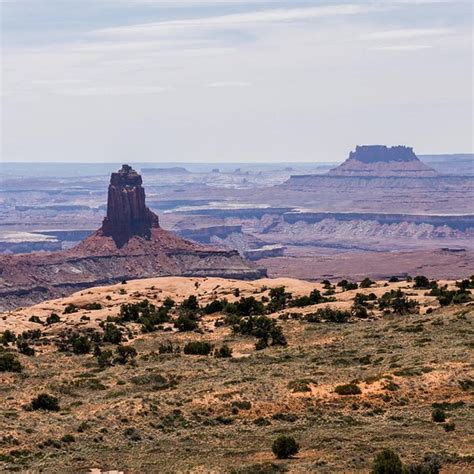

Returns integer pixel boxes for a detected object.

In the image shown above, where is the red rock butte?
[101,164,160,246]
[0,165,265,310]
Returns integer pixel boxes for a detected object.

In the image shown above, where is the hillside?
[1,276,473,473]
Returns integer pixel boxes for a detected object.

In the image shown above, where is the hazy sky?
[1,0,472,163]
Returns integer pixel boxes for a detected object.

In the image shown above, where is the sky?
[1,0,472,163]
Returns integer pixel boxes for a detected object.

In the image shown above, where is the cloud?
[207,81,251,88]
[93,4,387,37]
[55,85,170,96]
[369,44,433,51]
[363,27,453,40]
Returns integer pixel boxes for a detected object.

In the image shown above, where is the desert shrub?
[215,345,233,358]
[180,295,199,312]
[183,341,212,355]
[267,286,292,312]
[458,379,474,391]
[413,275,432,289]
[61,434,75,443]
[378,289,418,315]
[0,330,16,345]
[288,289,325,308]
[0,352,22,372]
[288,379,313,393]
[63,304,78,314]
[203,299,226,314]
[158,342,180,354]
[85,302,102,310]
[389,276,400,283]
[431,408,446,423]
[430,287,472,306]
[46,313,61,325]
[31,393,60,411]
[360,277,375,288]
[271,435,299,459]
[231,315,287,348]
[335,383,361,395]
[307,307,350,323]
[351,304,369,319]
[21,329,42,340]
[444,423,455,432]
[371,449,403,474]
[174,314,198,332]
[96,349,113,368]
[231,296,265,317]
[28,315,43,324]
[114,345,137,364]
[405,453,442,474]
[102,323,123,344]
[162,297,175,309]
[72,335,91,355]
[337,280,358,291]
[17,340,35,357]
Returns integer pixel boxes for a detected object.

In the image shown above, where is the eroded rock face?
[102,165,159,246]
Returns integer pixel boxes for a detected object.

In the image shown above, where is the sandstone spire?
[101,164,159,246]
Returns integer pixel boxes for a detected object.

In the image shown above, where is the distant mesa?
[0,165,265,310]
[328,145,439,177]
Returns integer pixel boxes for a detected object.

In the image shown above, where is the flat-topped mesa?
[101,164,159,245]
[328,145,438,177]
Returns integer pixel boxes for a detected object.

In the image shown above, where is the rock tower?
[102,165,160,246]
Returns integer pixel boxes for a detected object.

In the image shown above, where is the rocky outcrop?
[102,164,159,246]
[0,165,265,310]
[328,145,438,177]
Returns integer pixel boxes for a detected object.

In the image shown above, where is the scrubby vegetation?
[0,276,472,472]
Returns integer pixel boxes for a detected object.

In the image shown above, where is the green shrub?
[46,313,61,325]
[180,295,199,312]
[431,408,446,423]
[17,340,35,357]
[372,449,403,474]
[114,345,137,364]
[0,330,17,345]
[0,352,22,372]
[174,314,198,332]
[183,341,212,355]
[203,299,225,314]
[337,280,358,291]
[335,383,361,395]
[307,307,351,323]
[31,393,60,411]
[72,335,91,355]
[96,349,113,368]
[389,276,399,283]
[85,303,102,310]
[271,435,299,459]
[360,277,375,288]
[61,434,75,443]
[102,323,123,344]
[63,304,78,314]
[444,422,455,432]
[215,345,233,358]
[28,315,43,324]
[378,289,418,315]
